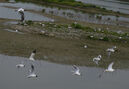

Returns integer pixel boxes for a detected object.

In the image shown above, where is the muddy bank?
[8,20,129,43]
[0,18,129,69]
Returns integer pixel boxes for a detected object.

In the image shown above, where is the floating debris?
[84,45,88,48]
[117,30,123,34]
[98,28,101,31]
[90,35,94,38]
[119,37,122,39]
[51,19,55,22]
[41,30,46,34]
[68,26,72,29]
[74,22,77,24]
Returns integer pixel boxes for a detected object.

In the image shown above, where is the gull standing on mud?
[27,64,38,78]
[16,8,25,22]
[71,65,81,76]
[106,46,116,57]
[29,49,36,61]
[93,55,102,65]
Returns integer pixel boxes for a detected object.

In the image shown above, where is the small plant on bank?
[71,23,84,29]
[121,33,128,37]
[42,9,46,13]
[102,36,109,41]
[25,20,34,25]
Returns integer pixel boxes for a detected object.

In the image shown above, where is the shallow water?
[7,0,129,14]
[0,54,129,89]
[76,0,129,14]
[0,2,129,27]
[0,3,53,21]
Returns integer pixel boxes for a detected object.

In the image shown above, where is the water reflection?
[0,54,129,89]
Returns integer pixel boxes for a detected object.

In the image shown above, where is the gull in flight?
[99,62,115,78]
[27,64,38,78]
[16,8,25,22]
[16,61,25,68]
[106,46,116,58]
[71,65,81,76]
[93,55,102,65]
[105,62,115,72]
[29,49,36,61]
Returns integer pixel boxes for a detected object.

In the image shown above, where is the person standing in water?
[16,8,25,23]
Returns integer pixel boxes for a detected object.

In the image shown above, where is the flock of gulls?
[14,8,117,78]
[15,45,117,78]
[16,49,37,78]
[72,45,116,77]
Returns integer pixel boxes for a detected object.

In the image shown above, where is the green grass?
[25,20,34,25]
[71,23,84,29]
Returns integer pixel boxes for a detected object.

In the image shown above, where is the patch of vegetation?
[42,9,46,13]
[71,23,84,29]
[25,20,34,25]
[96,15,102,19]
[102,36,109,41]
[71,23,95,32]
